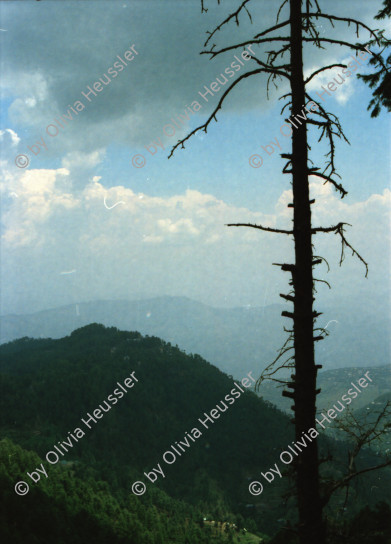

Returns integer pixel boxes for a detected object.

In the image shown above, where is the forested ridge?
[1,324,390,542]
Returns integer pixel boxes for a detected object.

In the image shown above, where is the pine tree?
[358,0,391,116]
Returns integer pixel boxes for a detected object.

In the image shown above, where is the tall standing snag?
[169,1,389,542]
[288,1,323,541]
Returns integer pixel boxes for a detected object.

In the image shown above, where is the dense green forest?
[1,437,231,544]
[1,324,390,542]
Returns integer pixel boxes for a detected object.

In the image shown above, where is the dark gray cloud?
[1,0,379,155]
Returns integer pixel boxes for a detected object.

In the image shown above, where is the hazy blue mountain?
[0,296,389,377]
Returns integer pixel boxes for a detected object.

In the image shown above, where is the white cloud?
[305,55,358,105]
[157,217,200,235]
[0,128,20,147]
[0,166,78,246]
[2,170,388,255]
[61,150,105,170]
[1,169,389,312]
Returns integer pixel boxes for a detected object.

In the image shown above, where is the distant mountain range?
[1,296,389,378]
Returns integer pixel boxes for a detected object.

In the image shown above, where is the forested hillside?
[1,325,390,541]
[1,438,229,544]
[259,366,391,414]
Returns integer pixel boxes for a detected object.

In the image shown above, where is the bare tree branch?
[256,334,295,390]
[305,92,350,187]
[302,13,381,43]
[168,67,283,158]
[201,36,291,60]
[304,63,347,84]
[322,402,391,506]
[314,278,331,289]
[204,0,253,47]
[334,402,391,454]
[309,171,348,198]
[226,223,293,234]
[312,223,369,276]
[254,19,290,39]
[312,222,349,233]
[323,461,391,506]
[276,0,289,24]
[300,37,388,71]
[249,54,291,80]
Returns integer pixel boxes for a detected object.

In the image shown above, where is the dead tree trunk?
[169,1,386,542]
[289,0,324,542]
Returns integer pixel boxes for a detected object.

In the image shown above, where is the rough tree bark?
[289,1,324,541]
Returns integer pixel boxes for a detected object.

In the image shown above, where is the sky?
[0,0,390,316]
